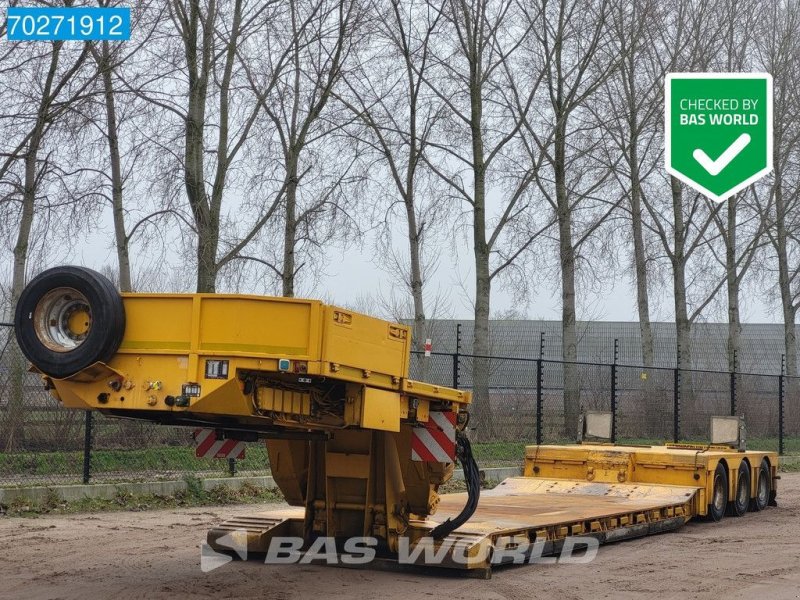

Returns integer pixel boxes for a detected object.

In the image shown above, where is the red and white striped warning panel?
[411,411,456,462]
[194,428,246,459]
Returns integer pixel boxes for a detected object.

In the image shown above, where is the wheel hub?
[738,478,748,505]
[713,475,726,512]
[33,287,92,352]
[758,473,768,504]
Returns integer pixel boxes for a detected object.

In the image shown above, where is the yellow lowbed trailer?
[14,267,779,577]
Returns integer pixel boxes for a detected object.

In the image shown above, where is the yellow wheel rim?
[33,288,92,352]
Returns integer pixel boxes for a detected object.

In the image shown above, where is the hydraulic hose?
[430,429,481,539]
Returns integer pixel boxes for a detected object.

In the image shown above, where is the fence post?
[673,346,681,443]
[611,339,618,443]
[83,410,93,485]
[779,354,785,456]
[536,359,543,445]
[730,349,737,416]
[228,457,237,477]
[535,333,545,445]
[452,323,461,389]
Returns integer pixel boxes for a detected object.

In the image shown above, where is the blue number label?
[6,7,131,41]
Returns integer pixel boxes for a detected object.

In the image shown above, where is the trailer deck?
[208,475,697,577]
[209,441,778,577]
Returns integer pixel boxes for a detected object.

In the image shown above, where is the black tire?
[14,266,125,379]
[750,458,770,512]
[727,461,750,517]
[707,462,728,522]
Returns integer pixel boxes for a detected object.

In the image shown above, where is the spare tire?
[14,266,125,379]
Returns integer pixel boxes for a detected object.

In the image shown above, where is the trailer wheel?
[750,458,770,512]
[727,461,750,517]
[707,462,728,522]
[14,266,125,379]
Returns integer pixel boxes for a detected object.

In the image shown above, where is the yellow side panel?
[119,296,193,351]
[403,379,471,405]
[119,294,323,359]
[321,306,410,381]
[361,387,401,432]
[199,296,321,358]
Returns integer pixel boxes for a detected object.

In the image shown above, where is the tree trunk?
[768,113,799,431]
[671,177,694,432]
[282,154,298,298]
[725,196,741,373]
[472,159,494,439]
[628,123,659,433]
[195,229,217,293]
[405,191,425,353]
[5,42,62,451]
[673,257,693,406]
[183,2,215,293]
[405,186,428,381]
[7,121,44,452]
[467,47,494,441]
[6,158,37,451]
[628,132,653,367]
[100,40,131,292]
[773,164,796,380]
[473,244,494,441]
[554,121,580,437]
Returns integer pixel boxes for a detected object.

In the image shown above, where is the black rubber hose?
[430,430,481,540]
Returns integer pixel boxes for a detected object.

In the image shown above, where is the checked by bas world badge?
[665,73,773,202]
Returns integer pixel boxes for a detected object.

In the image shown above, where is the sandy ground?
[1,473,799,600]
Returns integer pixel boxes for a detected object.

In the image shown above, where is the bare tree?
[254,0,364,298]
[705,0,764,372]
[125,0,294,292]
[751,0,800,378]
[95,37,132,291]
[85,0,159,291]
[421,0,545,439]
[632,0,729,415]
[337,0,446,349]
[0,38,98,449]
[526,0,623,433]
[602,0,761,387]
[599,0,666,367]
[708,189,767,372]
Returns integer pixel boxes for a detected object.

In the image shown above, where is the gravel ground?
[1,472,798,600]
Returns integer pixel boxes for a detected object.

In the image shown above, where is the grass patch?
[471,442,526,466]
[0,445,271,479]
[0,476,283,518]
[0,450,83,477]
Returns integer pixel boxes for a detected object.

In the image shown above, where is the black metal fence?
[408,340,800,464]
[1,323,799,487]
[411,352,798,446]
